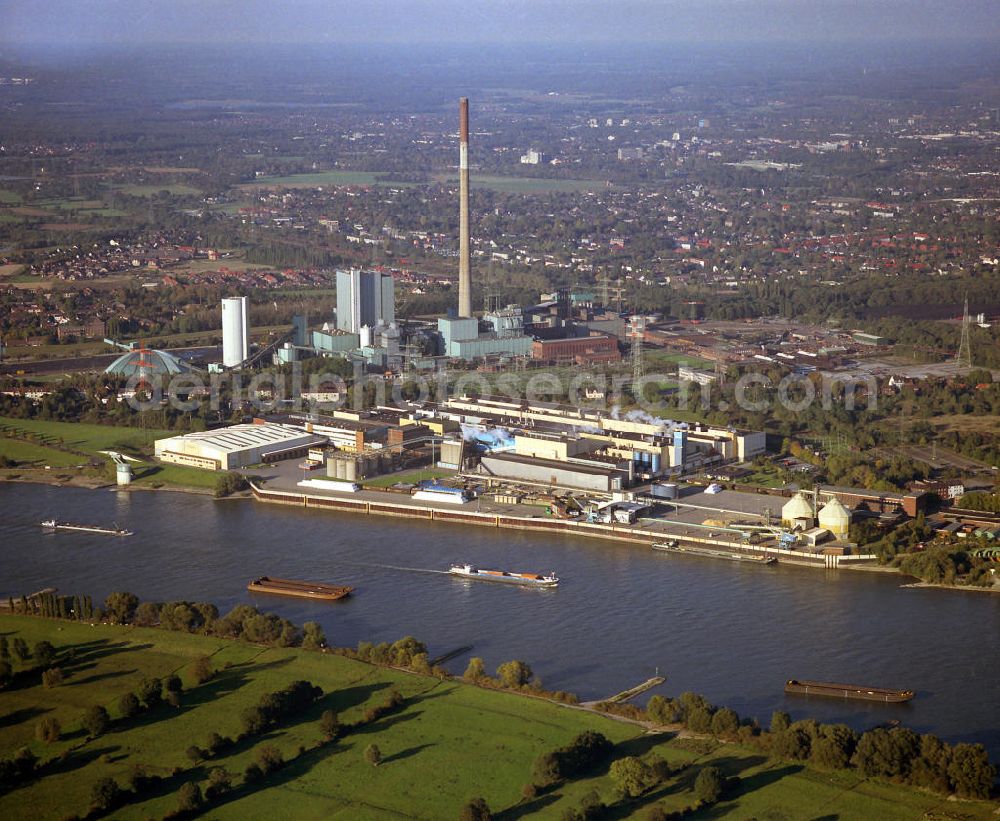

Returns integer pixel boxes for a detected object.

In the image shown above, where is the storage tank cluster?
[780,492,852,539]
[326,451,389,482]
[632,450,662,474]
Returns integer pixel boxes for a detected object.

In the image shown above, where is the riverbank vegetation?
[0,598,997,819]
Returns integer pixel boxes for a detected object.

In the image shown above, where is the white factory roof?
[155,423,324,455]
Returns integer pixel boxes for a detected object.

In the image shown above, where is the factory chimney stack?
[458,97,472,318]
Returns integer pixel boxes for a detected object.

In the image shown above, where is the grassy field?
[1,615,994,820]
[0,418,167,457]
[113,183,203,197]
[35,198,103,210]
[434,173,610,194]
[242,171,403,188]
[0,438,85,468]
[243,170,610,194]
[734,466,789,489]
[2,320,285,359]
[645,350,717,370]
[0,189,22,204]
[361,468,456,489]
[0,418,219,490]
[925,414,1000,434]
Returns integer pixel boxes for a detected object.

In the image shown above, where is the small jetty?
[247,576,353,601]
[429,644,474,667]
[652,541,775,565]
[603,676,666,704]
[41,520,133,537]
[784,679,914,703]
[0,587,58,611]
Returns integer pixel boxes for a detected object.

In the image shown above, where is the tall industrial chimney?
[458,97,472,318]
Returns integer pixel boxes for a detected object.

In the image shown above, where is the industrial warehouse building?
[478,452,626,492]
[818,485,927,518]
[531,334,621,364]
[438,396,766,477]
[154,423,327,471]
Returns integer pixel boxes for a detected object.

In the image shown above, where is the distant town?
[1,27,1000,821]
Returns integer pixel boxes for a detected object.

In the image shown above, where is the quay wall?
[248,483,877,569]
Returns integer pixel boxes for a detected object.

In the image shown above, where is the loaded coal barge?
[784,679,914,703]
[247,576,353,601]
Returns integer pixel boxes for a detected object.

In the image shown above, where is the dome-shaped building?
[781,492,815,530]
[818,497,851,538]
[104,348,195,380]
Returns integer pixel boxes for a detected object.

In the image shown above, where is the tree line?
[593,691,996,801]
[4,588,996,807]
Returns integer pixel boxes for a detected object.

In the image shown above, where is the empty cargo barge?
[652,541,776,564]
[784,679,914,703]
[247,576,354,601]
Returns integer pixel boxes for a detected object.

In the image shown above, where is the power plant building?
[221,296,249,368]
[437,312,533,361]
[312,327,361,354]
[336,269,395,334]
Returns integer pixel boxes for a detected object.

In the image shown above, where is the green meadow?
[1,615,995,819]
[243,171,401,188]
[0,418,219,490]
[113,184,203,197]
[244,170,609,194]
[435,174,609,194]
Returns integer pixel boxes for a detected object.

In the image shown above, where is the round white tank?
[343,460,358,481]
[652,482,678,499]
[818,498,851,537]
[781,492,814,525]
[116,462,132,486]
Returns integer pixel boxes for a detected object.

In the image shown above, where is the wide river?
[2,483,998,758]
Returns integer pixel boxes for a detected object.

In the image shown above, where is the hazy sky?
[1,0,998,45]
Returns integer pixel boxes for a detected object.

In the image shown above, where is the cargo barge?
[247,576,353,601]
[41,519,133,537]
[652,541,776,565]
[449,564,558,587]
[784,679,914,703]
